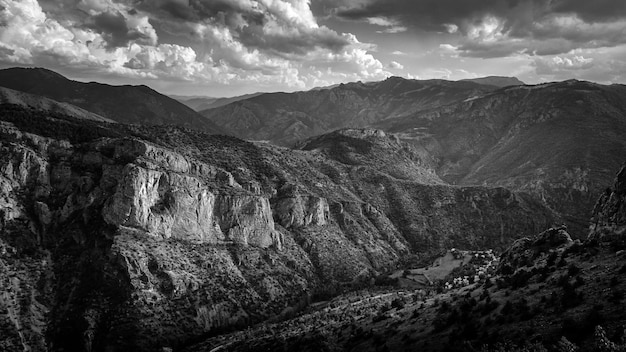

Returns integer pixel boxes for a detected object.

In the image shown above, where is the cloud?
[336,0,626,58]
[86,10,158,49]
[366,16,407,33]
[388,60,403,69]
[522,46,626,83]
[0,0,390,92]
[534,55,594,73]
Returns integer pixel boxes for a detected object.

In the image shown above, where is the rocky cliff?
[590,163,626,242]
[0,106,555,351]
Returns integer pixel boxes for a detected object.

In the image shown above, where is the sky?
[1,0,626,97]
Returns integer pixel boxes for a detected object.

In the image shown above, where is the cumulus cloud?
[0,0,391,92]
[388,61,403,69]
[534,55,594,74]
[366,16,407,33]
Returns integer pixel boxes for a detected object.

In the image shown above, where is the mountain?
[176,92,265,111]
[0,104,555,351]
[0,86,112,122]
[200,76,499,146]
[376,79,626,236]
[0,67,226,134]
[461,76,525,87]
[185,164,626,352]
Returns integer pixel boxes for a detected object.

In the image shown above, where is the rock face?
[0,106,556,351]
[589,163,626,241]
[498,225,573,274]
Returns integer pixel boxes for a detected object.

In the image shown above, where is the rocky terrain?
[0,101,556,351]
[0,67,225,134]
[185,164,626,352]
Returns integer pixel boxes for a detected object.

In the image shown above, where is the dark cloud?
[551,0,626,22]
[335,0,626,58]
[337,0,513,31]
[336,0,626,28]
[238,21,349,56]
[137,0,261,22]
[86,11,145,49]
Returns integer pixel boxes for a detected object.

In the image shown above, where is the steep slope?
[297,129,556,252]
[187,164,626,352]
[0,86,112,122]
[201,76,498,146]
[0,105,554,351]
[379,80,626,236]
[0,67,226,134]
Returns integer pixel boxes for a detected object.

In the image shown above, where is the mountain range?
[0,67,625,351]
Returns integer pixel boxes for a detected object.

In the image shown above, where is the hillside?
[0,86,112,123]
[378,80,626,236]
[185,164,626,352]
[0,67,226,134]
[0,105,555,352]
[201,76,498,146]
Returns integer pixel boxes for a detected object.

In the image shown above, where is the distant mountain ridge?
[0,67,226,134]
[201,76,499,146]
[175,92,265,111]
[461,76,525,87]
